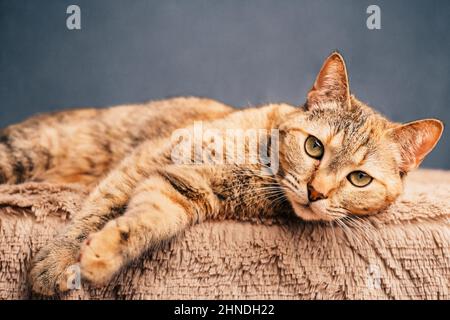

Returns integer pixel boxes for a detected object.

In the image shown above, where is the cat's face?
[277,52,443,221]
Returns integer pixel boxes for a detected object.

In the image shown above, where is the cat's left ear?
[306,51,351,109]
[388,119,444,172]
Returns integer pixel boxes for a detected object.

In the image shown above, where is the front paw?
[79,220,128,286]
[29,241,80,296]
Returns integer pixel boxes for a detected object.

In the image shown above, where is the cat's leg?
[29,173,135,295]
[78,167,218,286]
[30,155,279,294]
[28,146,161,295]
[77,164,285,286]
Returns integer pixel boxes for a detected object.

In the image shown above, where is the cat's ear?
[306,51,351,109]
[388,119,444,172]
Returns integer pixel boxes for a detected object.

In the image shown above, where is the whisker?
[241,189,285,203]
[218,181,280,193]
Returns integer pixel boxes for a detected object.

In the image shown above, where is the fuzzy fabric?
[0,169,449,300]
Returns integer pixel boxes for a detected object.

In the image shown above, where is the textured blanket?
[0,169,449,300]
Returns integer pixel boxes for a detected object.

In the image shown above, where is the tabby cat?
[1,52,441,295]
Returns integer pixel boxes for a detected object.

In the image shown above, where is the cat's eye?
[304,135,324,159]
[347,171,373,187]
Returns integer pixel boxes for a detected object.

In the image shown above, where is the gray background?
[0,0,449,168]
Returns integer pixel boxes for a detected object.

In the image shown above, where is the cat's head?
[277,52,443,221]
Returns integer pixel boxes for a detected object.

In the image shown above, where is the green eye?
[347,171,373,187]
[304,135,324,159]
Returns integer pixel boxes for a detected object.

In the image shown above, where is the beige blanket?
[0,169,449,300]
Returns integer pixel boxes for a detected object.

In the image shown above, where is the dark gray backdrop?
[0,0,449,168]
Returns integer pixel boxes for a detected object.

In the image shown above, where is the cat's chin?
[289,198,336,222]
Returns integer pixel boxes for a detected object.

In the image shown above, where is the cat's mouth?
[281,178,338,222]
[289,199,331,221]
[286,194,338,222]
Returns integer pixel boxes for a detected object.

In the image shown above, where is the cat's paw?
[29,242,79,296]
[79,220,128,286]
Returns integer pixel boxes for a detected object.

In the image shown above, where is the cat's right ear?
[306,51,351,109]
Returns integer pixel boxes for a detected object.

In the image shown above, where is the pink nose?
[307,183,326,202]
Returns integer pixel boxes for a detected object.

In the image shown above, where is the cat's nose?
[307,183,326,202]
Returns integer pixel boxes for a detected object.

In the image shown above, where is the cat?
[0,52,440,296]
